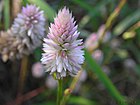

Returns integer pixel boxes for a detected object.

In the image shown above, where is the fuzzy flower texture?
[0,5,46,61]
[11,5,45,51]
[41,7,84,79]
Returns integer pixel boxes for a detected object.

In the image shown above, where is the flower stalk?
[12,0,22,18]
[17,56,28,97]
[57,79,63,105]
[99,0,126,43]
[60,71,82,105]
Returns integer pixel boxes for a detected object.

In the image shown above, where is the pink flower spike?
[41,7,84,79]
[11,4,46,50]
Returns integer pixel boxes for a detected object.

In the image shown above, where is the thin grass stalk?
[99,0,126,42]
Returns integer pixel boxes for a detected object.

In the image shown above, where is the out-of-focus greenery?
[0,0,140,105]
[4,0,10,29]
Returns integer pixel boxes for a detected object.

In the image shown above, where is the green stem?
[57,79,63,105]
[60,71,82,105]
[61,95,70,105]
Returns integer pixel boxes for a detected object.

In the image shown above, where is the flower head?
[92,49,103,64]
[47,7,79,43]
[32,62,45,78]
[11,4,46,50]
[85,25,111,51]
[85,33,98,51]
[0,5,46,61]
[41,7,84,79]
[0,30,30,61]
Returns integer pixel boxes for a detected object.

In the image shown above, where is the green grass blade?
[85,50,127,105]
[0,1,4,28]
[113,9,140,36]
[4,0,10,29]
[29,0,55,22]
[22,0,29,6]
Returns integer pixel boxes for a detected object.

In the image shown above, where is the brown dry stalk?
[17,56,28,98]
[5,86,45,105]
[12,0,22,18]
[99,0,126,42]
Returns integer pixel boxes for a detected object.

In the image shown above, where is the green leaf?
[0,1,4,25]
[135,65,140,77]
[113,9,140,36]
[28,0,55,21]
[22,0,29,6]
[85,49,128,105]
[4,0,10,29]
[68,96,97,105]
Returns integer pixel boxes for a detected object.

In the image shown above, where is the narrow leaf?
[113,9,140,36]
[85,50,127,105]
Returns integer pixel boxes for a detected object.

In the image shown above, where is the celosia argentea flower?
[11,4,46,50]
[41,7,84,79]
[0,5,46,61]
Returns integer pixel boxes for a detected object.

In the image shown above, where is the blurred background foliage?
[0,0,140,105]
